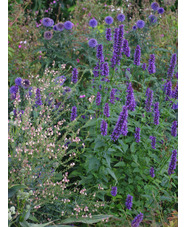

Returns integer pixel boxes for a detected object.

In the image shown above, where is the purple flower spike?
[171,121,177,137]
[97,44,104,62]
[167,53,177,80]
[101,62,109,76]
[145,89,153,112]
[131,213,143,227]
[111,106,128,141]
[35,88,43,107]
[168,149,177,175]
[125,83,136,111]
[106,28,112,41]
[71,106,77,121]
[134,127,141,143]
[154,102,160,125]
[103,103,110,117]
[149,136,156,149]
[72,68,78,84]
[100,120,108,136]
[110,88,116,104]
[96,92,101,106]
[148,54,156,74]
[125,194,133,210]
[111,186,117,196]
[134,45,141,66]
[150,167,155,178]
[165,81,172,101]
[142,63,146,70]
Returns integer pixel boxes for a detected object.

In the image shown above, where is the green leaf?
[118,140,128,152]
[61,215,113,224]
[106,168,118,183]
[130,142,136,153]
[114,162,125,167]
[8,184,27,198]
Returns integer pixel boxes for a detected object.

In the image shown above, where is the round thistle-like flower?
[89,18,98,28]
[136,20,145,29]
[125,194,133,210]
[149,15,157,23]
[64,21,73,30]
[132,25,137,30]
[53,25,57,31]
[10,85,18,94]
[44,31,53,40]
[111,186,117,196]
[42,17,53,27]
[88,38,98,48]
[15,77,22,86]
[105,16,114,25]
[150,167,155,178]
[56,22,64,31]
[158,7,164,14]
[151,2,159,11]
[117,14,125,22]
[21,79,30,89]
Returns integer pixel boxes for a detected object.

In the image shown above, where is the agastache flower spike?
[148,54,156,74]
[125,194,133,210]
[167,53,177,80]
[125,82,136,111]
[154,102,160,125]
[168,149,177,175]
[96,92,101,106]
[149,136,156,149]
[131,213,144,227]
[96,44,104,62]
[111,186,117,196]
[171,121,177,137]
[111,106,128,141]
[145,89,153,112]
[105,28,112,41]
[134,45,141,66]
[101,62,109,76]
[71,106,77,121]
[165,81,172,101]
[110,88,115,104]
[71,68,78,84]
[103,103,110,117]
[35,88,43,107]
[142,63,146,70]
[150,167,155,178]
[100,120,108,136]
[134,127,141,143]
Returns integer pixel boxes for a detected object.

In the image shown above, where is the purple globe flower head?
[105,16,114,25]
[131,213,143,227]
[100,120,108,136]
[56,22,64,31]
[125,194,133,210]
[158,7,165,14]
[168,149,177,175]
[149,15,158,23]
[150,167,155,178]
[117,14,125,22]
[132,25,137,30]
[151,2,159,11]
[64,21,73,30]
[44,31,53,40]
[15,77,22,86]
[10,85,18,94]
[111,186,117,196]
[71,106,77,121]
[89,18,98,28]
[136,20,145,29]
[88,38,98,48]
[106,28,112,41]
[53,25,57,31]
[42,17,53,27]
[21,79,30,89]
